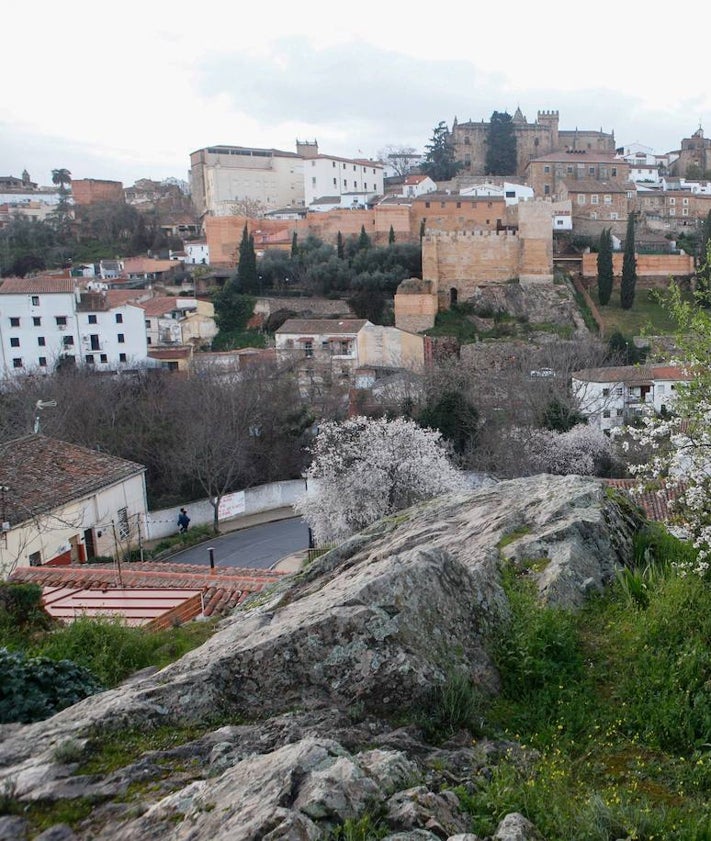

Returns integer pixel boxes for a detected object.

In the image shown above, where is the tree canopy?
[421,122,462,182]
[296,416,466,544]
[596,227,614,306]
[485,111,517,176]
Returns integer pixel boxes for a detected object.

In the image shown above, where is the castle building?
[450,109,615,178]
[670,127,711,178]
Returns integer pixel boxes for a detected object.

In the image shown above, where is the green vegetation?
[597,228,614,306]
[621,212,638,310]
[418,671,485,743]
[588,285,682,336]
[327,813,388,841]
[486,111,517,176]
[0,582,218,723]
[457,526,711,839]
[421,121,462,182]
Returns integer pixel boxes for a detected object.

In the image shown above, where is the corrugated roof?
[10,562,285,617]
[0,435,145,527]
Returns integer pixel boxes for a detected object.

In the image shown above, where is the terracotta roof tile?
[9,561,285,617]
[0,277,75,294]
[0,435,145,527]
[604,478,688,523]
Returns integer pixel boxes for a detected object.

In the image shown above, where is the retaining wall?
[146,479,306,540]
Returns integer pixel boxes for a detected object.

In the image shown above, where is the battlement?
[424,229,518,242]
[537,110,559,119]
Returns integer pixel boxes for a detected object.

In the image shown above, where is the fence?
[146,479,307,541]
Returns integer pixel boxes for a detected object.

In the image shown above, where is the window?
[657,384,665,394]
[616,409,623,417]
[589,166,595,175]
[425,201,430,208]
[544,185,550,196]
[332,161,335,167]
[604,195,612,204]
[10,337,19,348]
[683,208,689,216]
[55,316,67,326]
[603,410,611,418]
[90,334,100,350]
[611,167,617,177]
[119,352,127,362]
[544,165,550,174]
[354,181,357,188]
[456,201,461,208]
[117,333,125,343]
[147,337,152,345]
[343,179,347,187]
[12,358,22,368]
[145,319,150,328]
[100,354,108,363]
[38,357,47,367]
[311,177,316,186]
[9,317,19,327]
[590,212,598,220]
[38,336,45,347]
[88,314,97,324]
[609,213,619,220]
[63,336,74,346]
[669,197,676,205]
[85,354,95,364]
[670,208,676,216]
[32,316,41,326]
[29,551,41,567]
[304,341,313,358]
[333,178,337,186]
[577,194,586,205]
[117,506,130,540]
[591,194,599,204]
[31,296,39,306]
[602,388,610,397]
[567,166,573,174]
[683,197,689,205]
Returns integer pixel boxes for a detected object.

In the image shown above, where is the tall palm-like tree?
[51,168,72,190]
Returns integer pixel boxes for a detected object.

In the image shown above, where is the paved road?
[166,517,310,569]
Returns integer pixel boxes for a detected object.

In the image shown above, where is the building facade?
[189,145,305,217]
[450,109,615,178]
[0,278,148,377]
[0,434,148,576]
[298,140,384,206]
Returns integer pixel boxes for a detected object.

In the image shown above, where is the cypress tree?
[597,228,614,305]
[620,213,637,310]
[358,225,371,250]
[291,232,298,258]
[389,225,395,245]
[337,231,344,259]
[237,226,258,294]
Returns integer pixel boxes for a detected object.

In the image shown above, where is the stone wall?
[393,279,439,333]
[581,252,695,278]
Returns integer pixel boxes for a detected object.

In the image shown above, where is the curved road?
[166,517,310,569]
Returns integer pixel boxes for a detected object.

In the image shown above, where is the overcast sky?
[4,1,709,188]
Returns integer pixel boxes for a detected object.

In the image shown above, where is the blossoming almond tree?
[623,283,711,572]
[296,416,466,545]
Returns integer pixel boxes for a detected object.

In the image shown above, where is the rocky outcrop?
[0,475,643,840]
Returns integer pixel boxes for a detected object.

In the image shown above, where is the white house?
[185,241,210,265]
[300,141,384,207]
[0,277,149,378]
[139,295,217,348]
[572,364,693,431]
[401,175,437,198]
[0,434,148,577]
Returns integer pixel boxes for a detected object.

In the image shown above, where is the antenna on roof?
[33,400,57,434]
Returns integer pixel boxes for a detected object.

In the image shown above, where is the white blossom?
[296,416,466,545]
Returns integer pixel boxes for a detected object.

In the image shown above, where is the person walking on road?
[177,508,190,533]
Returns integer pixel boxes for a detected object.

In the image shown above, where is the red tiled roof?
[148,346,193,360]
[0,435,145,527]
[0,276,75,294]
[10,562,285,617]
[604,478,688,522]
[139,296,184,317]
[276,318,368,335]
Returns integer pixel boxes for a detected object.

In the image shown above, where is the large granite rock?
[0,475,641,839]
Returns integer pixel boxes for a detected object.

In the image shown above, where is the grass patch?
[462,539,711,838]
[150,523,214,557]
[78,721,222,776]
[588,284,685,336]
[497,526,532,549]
[427,307,479,343]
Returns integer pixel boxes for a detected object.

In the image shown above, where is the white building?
[189,145,305,216]
[299,141,384,207]
[185,241,210,265]
[0,277,148,378]
[0,434,148,576]
[572,364,692,431]
[139,296,217,349]
[401,175,437,198]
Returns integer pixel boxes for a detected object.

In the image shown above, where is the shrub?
[0,647,102,723]
[418,671,485,743]
[0,582,43,625]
